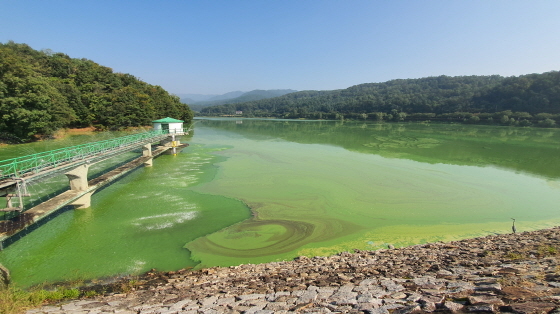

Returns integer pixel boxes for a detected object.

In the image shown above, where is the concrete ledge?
[0,146,171,249]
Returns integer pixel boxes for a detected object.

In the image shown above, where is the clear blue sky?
[2,1,560,95]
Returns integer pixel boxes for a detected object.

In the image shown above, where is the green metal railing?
[0,129,186,180]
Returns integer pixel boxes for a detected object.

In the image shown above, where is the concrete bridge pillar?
[71,192,93,209]
[143,144,153,167]
[65,164,91,209]
[65,164,89,191]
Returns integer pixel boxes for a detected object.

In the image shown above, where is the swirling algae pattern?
[186,216,361,258]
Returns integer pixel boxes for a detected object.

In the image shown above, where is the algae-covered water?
[1,119,560,287]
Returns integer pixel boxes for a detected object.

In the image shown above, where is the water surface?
[1,119,560,287]
[186,119,560,266]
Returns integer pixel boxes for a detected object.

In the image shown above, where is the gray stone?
[80,301,110,309]
[381,304,405,310]
[421,301,437,312]
[412,276,438,287]
[475,283,502,292]
[365,308,389,314]
[243,302,267,314]
[419,294,444,304]
[330,290,358,305]
[442,301,464,312]
[447,281,475,292]
[370,287,390,298]
[198,309,220,314]
[183,304,200,311]
[382,298,407,305]
[316,287,336,300]
[394,305,421,314]
[338,284,355,292]
[122,306,144,313]
[264,302,291,311]
[268,291,290,301]
[468,295,504,305]
[357,293,380,304]
[359,278,378,286]
[405,293,422,302]
[107,301,123,307]
[390,292,407,299]
[510,302,557,314]
[61,303,83,311]
[296,290,318,304]
[236,294,266,302]
[380,279,405,292]
[466,304,495,312]
[215,297,236,306]
[200,296,218,306]
[157,309,178,314]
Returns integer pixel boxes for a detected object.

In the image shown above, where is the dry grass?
[0,286,81,314]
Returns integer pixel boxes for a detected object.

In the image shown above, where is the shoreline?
[27,226,560,313]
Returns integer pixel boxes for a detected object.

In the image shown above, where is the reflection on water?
[195,118,560,179]
[186,118,560,267]
[131,211,198,231]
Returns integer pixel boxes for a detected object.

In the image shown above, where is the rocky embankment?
[29,227,560,314]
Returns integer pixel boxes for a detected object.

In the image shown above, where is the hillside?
[189,89,297,112]
[0,41,194,142]
[200,72,560,126]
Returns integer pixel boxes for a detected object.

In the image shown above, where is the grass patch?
[537,245,557,257]
[505,252,524,260]
[119,280,139,293]
[0,286,82,314]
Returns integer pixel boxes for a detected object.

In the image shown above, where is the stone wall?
[27,227,560,313]
[0,262,9,288]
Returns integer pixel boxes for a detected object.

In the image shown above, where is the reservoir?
[1,119,560,287]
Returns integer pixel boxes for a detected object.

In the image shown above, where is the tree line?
[200,72,560,127]
[0,41,193,142]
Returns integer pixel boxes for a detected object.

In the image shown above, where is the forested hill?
[200,72,560,126]
[0,41,193,142]
[188,89,297,112]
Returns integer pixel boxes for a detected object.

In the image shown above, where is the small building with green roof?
[152,117,185,135]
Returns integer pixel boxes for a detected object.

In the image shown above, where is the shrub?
[538,118,556,128]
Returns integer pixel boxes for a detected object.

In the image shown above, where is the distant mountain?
[199,71,560,125]
[176,93,218,102]
[207,91,245,101]
[233,90,299,103]
[188,89,297,112]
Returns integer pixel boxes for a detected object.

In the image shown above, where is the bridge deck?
[0,129,184,183]
[0,145,172,249]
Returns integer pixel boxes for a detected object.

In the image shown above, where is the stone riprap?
[27,227,560,314]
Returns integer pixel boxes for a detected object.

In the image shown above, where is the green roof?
[152,117,184,123]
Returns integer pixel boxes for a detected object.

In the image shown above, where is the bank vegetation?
[0,41,193,143]
[200,71,560,128]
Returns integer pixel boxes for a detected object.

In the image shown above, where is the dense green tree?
[200,71,560,128]
[0,41,193,141]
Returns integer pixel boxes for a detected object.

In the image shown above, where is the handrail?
[0,129,188,180]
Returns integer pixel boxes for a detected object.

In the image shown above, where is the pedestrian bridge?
[0,129,188,249]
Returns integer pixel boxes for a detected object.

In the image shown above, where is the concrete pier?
[0,145,172,249]
[143,144,153,167]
